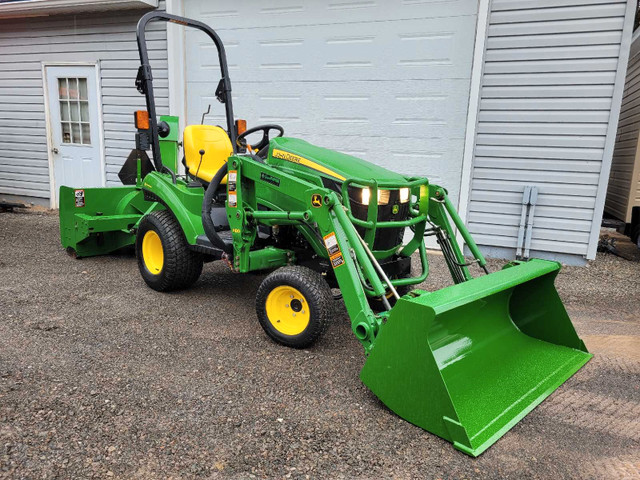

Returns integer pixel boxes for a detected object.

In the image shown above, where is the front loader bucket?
[360,259,591,457]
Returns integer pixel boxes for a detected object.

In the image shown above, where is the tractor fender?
[140,171,205,245]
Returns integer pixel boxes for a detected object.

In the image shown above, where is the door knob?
[51,147,59,154]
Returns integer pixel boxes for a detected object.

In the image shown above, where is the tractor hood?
[268,137,408,185]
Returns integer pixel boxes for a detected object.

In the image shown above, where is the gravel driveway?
[1,211,639,479]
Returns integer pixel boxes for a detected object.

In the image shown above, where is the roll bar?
[135,11,237,171]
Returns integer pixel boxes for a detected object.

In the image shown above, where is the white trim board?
[586,0,637,260]
[166,0,187,174]
[458,0,491,227]
[166,0,186,120]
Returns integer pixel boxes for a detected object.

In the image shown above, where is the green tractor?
[59,12,592,456]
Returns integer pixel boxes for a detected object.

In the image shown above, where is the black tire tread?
[136,210,203,292]
[255,266,333,348]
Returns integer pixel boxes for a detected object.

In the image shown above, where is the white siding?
[0,5,167,202]
[605,32,640,223]
[468,0,633,260]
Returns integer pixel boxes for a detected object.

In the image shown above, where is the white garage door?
[184,0,478,203]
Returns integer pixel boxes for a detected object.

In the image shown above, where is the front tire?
[136,210,203,292]
[256,266,333,348]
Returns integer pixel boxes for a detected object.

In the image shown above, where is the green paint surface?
[361,259,592,456]
[268,137,408,183]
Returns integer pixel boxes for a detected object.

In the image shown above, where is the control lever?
[187,149,206,188]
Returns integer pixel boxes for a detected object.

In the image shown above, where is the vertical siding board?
[469,0,633,261]
[586,0,636,258]
[605,33,640,223]
[0,3,167,200]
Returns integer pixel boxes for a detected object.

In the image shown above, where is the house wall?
[605,30,640,223]
[0,3,168,206]
[0,0,636,265]
[467,0,635,264]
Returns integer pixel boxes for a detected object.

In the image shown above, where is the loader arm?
[226,153,592,456]
[225,154,422,350]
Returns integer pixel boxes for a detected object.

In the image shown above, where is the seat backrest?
[183,125,232,183]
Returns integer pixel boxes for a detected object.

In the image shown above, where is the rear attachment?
[360,259,591,456]
[59,186,157,257]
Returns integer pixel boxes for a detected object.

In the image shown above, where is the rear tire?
[136,210,203,292]
[256,266,332,348]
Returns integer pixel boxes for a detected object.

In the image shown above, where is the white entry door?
[46,65,102,206]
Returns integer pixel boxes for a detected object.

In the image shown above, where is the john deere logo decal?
[392,204,399,215]
[311,194,323,208]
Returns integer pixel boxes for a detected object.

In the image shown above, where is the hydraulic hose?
[202,163,233,253]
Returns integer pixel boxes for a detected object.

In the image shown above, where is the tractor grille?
[348,188,409,251]
[319,178,409,251]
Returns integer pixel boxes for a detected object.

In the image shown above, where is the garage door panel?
[188,0,477,29]
[185,16,476,83]
[187,79,471,140]
[184,0,478,204]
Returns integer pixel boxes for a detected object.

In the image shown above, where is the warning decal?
[330,253,345,269]
[228,170,237,207]
[324,232,345,268]
[74,189,85,208]
[323,232,340,256]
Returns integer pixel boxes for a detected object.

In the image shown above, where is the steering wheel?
[237,124,284,152]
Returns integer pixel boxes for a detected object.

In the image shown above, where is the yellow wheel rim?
[265,286,310,336]
[142,230,164,275]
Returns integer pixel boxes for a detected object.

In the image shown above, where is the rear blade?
[360,259,592,456]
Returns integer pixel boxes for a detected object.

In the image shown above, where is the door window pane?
[60,101,70,121]
[80,101,89,122]
[70,102,80,122]
[62,123,71,144]
[68,78,79,99]
[57,77,91,145]
[71,123,80,144]
[58,78,68,99]
[81,124,91,145]
[78,78,88,101]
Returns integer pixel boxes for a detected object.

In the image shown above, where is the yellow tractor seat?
[183,125,232,184]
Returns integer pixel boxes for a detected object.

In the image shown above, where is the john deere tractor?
[59,12,592,456]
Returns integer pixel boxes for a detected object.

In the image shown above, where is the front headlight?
[361,187,370,205]
[361,188,390,205]
[399,188,410,203]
